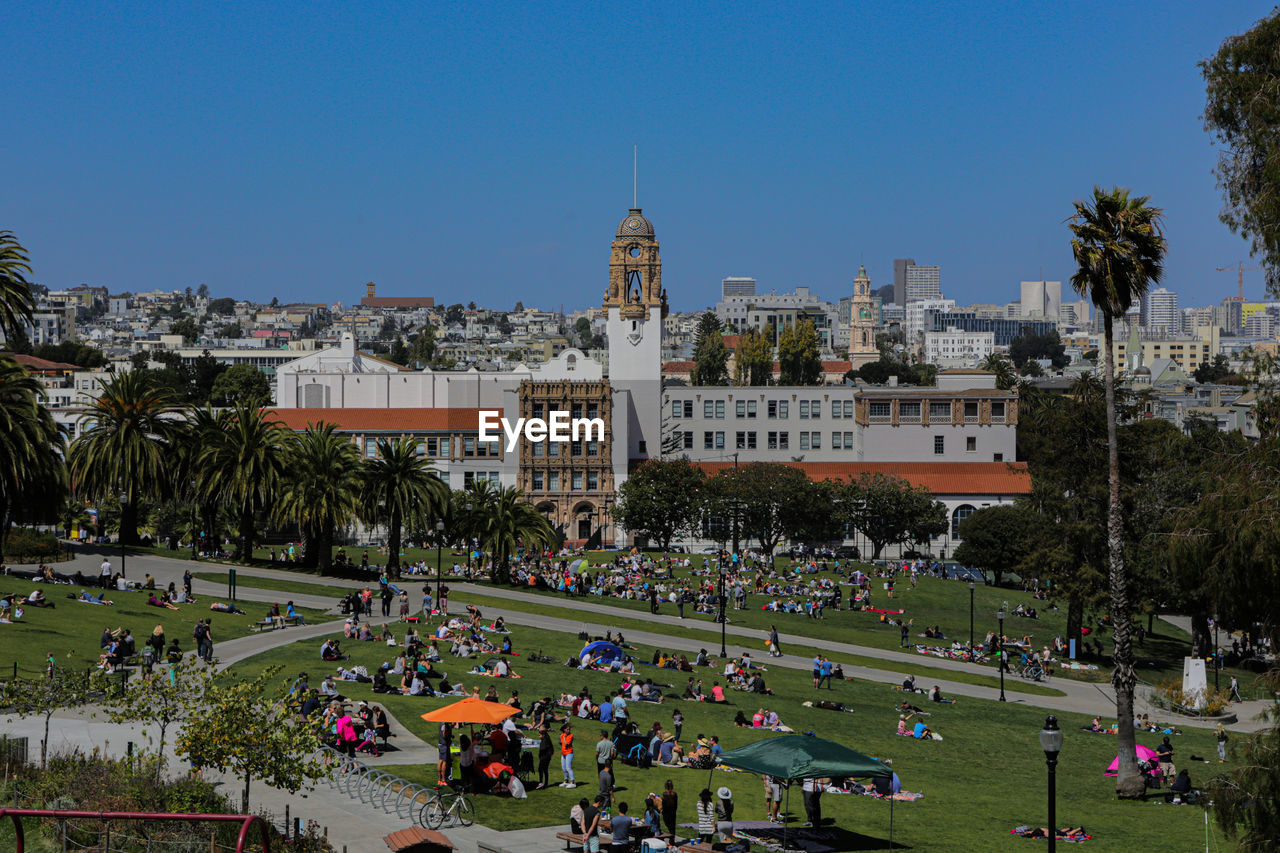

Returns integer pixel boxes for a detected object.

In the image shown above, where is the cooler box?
[641,840,668,853]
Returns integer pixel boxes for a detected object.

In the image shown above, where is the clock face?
[628,219,641,230]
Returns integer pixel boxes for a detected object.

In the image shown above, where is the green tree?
[1068,185,1167,799]
[106,659,216,780]
[1009,330,1069,369]
[1207,671,1280,846]
[614,459,707,553]
[714,463,830,560]
[33,340,107,368]
[215,321,242,339]
[209,363,272,408]
[359,436,448,578]
[196,406,288,560]
[196,283,210,299]
[953,504,1038,587]
[691,312,729,386]
[170,316,200,344]
[176,667,326,814]
[1202,11,1280,294]
[388,336,409,366]
[0,356,66,555]
[473,485,555,584]
[70,370,184,544]
[839,472,948,560]
[4,325,32,354]
[207,297,236,315]
[1193,353,1232,384]
[0,230,35,340]
[979,352,1019,390]
[445,303,465,324]
[735,327,773,386]
[1,665,90,768]
[410,325,437,366]
[276,424,361,573]
[777,318,822,386]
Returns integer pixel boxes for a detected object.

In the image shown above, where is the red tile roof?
[662,361,696,373]
[6,353,80,372]
[689,460,1032,495]
[264,408,485,432]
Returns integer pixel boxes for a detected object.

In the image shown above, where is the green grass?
[0,584,332,677]
[226,617,1234,849]
[192,571,347,600]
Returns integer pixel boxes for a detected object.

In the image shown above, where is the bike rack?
[314,745,438,827]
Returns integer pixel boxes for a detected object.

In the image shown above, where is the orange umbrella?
[420,696,519,725]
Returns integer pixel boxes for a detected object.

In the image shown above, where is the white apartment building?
[905,265,942,302]
[924,327,995,367]
[904,299,956,344]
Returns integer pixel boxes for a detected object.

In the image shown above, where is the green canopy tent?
[715,734,899,849]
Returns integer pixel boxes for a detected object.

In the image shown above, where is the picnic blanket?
[1011,826,1092,842]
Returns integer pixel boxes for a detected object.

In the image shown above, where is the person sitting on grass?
[148,592,179,610]
[912,719,934,739]
[929,685,956,704]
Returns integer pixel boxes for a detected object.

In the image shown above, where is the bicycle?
[420,782,474,829]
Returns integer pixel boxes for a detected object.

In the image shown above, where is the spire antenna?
[633,144,638,208]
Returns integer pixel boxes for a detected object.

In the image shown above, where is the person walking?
[381,586,393,618]
[671,708,684,742]
[595,729,615,771]
[1216,723,1229,762]
[802,776,823,827]
[439,584,449,615]
[695,789,716,843]
[99,558,112,589]
[768,625,781,657]
[1229,675,1242,702]
[900,621,910,648]
[559,723,576,787]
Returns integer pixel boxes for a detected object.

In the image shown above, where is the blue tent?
[579,640,624,662]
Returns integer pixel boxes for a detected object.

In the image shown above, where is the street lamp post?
[968,581,975,652]
[465,502,474,581]
[997,608,1006,701]
[1213,617,1220,692]
[718,551,728,658]
[118,493,128,578]
[435,520,445,613]
[1040,715,1063,853]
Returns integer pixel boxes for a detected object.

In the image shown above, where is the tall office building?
[1143,288,1180,334]
[721,277,756,298]
[905,264,942,302]
[892,258,915,306]
[1019,280,1061,319]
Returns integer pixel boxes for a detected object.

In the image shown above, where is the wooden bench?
[556,832,587,851]
[251,616,302,632]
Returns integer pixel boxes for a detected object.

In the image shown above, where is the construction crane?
[1216,262,1262,301]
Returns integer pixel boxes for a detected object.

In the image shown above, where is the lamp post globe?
[1040,715,1063,852]
[997,609,1006,701]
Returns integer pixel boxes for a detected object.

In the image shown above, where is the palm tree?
[196,406,288,561]
[0,356,66,554]
[0,231,35,340]
[359,436,448,578]
[1068,186,1166,799]
[69,370,184,544]
[276,424,361,573]
[475,486,555,584]
[979,352,1018,391]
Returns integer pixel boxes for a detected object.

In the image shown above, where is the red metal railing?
[0,808,271,853]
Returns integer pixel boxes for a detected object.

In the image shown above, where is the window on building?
[587,441,599,457]
[990,401,1006,422]
[800,401,810,419]
[533,442,544,457]
[464,471,475,487]
[768,431,779,450]
[638,440,647,454]
[800,432,810,450]
[934,435,945,455]
[842,400,854,419]
[964,401,979,422]
[532,471,544,490]
[778,431,789,449]
[768,400,780,418]
[571,441,582,457]
[671,400,682,418]
[832,432,842,449]
[778,401,789,418]
[736,431,747,449]
[832,401,842,419]
[869,401,891,422]
[844,431,853,448]
[587,471,599,490]
[929,401,952,421]
[994,452,1003,462]
[437,471,450,487]
[532,403,545,420]
[810,431,820,449]
[714,431,725,449]
[464,437,476,457]
[571,404,583,420]
[966,436,976,452]
[364,438,377,458]
[899,401,921,422]
[736,400,746,418]
[572,471,584,490]
[747,431,757,449]
[746,400,757,418]
[416,440,427,456]
[548,440,559,457]
[704,431,715,449]
[548,471,560,490]
[683,431,694,449]
[704,400,714,418]
[715,401,725,419]
[951,504,976,538]
[587,404,599,419]
[810,400,821,419]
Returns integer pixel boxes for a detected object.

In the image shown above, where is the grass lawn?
[0,584,332,678]
[226,615,1233,850]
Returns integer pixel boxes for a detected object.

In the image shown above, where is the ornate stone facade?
[516,379,616,544]
[605,208,668,321]
[848,264,878,368]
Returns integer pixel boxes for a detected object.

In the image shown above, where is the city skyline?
[2,1,1273,311]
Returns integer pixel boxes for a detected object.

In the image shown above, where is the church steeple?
[604,209,667,319]
[849,264,877,367]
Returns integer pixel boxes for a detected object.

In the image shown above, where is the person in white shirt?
[99,559,112,589]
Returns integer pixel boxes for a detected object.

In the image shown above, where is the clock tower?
[849,264,878,368]
[605,208,666,460]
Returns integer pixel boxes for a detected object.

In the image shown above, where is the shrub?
[1151,676,1233,716]
[3,527,61,559]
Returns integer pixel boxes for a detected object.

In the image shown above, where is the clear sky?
[3,1,1272,312]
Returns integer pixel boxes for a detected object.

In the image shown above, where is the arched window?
[566,354,577,371]
[951,504,976,539]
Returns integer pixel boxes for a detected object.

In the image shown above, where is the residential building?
[1143,288,1180,334]
[905,264,942,302]
[721,277,756,298]
[924,327,995,367]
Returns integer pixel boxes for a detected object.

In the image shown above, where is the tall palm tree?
[0,356,66,553]
[276,424,361,573]
[359,436,448,578]
[196,405,288,561]
[0,231,35,340]
[475,486,555,585]
[70,369,184,544]
[979,352,1018,391]
[1068,186,1166,799]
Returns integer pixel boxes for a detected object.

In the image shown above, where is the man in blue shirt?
[819,657,834,689]
[599,692,614,724]
[612,693,627,722]
[609,801,633,853]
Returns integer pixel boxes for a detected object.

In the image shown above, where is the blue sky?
[3,1,1271,312]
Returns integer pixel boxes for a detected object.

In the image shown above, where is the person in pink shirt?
[335,706,359,757]
[711,682,726,703]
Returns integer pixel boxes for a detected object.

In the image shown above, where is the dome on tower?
[616,208,655,239]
